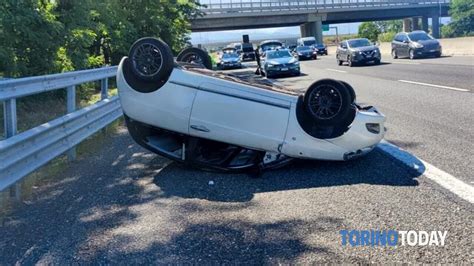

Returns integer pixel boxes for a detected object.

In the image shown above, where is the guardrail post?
[66,85,77,161]
[101,78,108,100]
[3,99,21,200]
[3,99,17,138]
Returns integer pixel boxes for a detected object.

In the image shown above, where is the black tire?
[374,59,381,65]
[347,56,353,67]
[177,47,212,70]
[129,37,174,82]
[392,49,398,59]
[325,51,328,55]
[337,56,342,66]
[303,79,352,125]
[339,81,356,103]
[435,52,441,58]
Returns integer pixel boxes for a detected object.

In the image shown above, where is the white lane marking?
[326,68,347,73]
[390,61,421,65]
[398,80,469,92]
[378,140,474,204]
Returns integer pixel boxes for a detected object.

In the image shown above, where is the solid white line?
[398,80,469,92]
[378,140,474,204]
[390,61,421,65]
[326,68,347,73]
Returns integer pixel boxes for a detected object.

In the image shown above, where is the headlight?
[298,53,303,55]
[411,42,424,48]
[267,64,274,67]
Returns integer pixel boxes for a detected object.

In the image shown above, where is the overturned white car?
[117,38,386,172]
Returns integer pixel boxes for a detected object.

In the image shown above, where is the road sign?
[323,24,330,32]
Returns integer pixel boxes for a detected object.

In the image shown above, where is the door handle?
[190,125,210,133]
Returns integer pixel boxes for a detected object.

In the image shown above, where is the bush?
[378,32,396,43]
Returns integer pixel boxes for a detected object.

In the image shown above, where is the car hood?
[267,57,298,65]
[417,39,440,46]
[351,45,378,52]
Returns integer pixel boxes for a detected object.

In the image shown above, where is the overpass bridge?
[192,0,450,42]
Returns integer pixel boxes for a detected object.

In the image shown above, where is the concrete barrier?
[328,37,474,56]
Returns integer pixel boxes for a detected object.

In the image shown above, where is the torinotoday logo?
[340,230,448,247]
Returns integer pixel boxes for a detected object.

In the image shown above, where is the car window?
[266,50,292,59]
[347,39,372,48]
[408,32,433,41]
[222,53,238,59]
[296,46,312,51]
[394,34,402,42]
[340,42,347,48]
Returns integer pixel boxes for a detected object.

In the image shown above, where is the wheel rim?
[181,53,204,64]
[131,42,163,78]
[308,85,343,120]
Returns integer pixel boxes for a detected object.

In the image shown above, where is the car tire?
[435,52,441,58]
[303,79,353,126]
[337,57,342,66]
[128,37,174,82]
[177,47,213,70]
[339,80,356,103]
[409,49,416,60]
[374,59,381,65]
[325,51,328,55]
[392,49,398,59]
[348,56,353,67]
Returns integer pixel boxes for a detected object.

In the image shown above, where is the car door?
[189,82,290,152]
[400,34,410,57]
[392,34,401,54]
[339,41,349,60]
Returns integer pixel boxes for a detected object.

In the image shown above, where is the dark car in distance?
[314,43,328,55]
[336,38,381,67]
[241,43,256,61]
[391,31,442,59]
[295,46,317,60]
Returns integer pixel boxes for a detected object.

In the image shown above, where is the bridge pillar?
[403,18,412,32]
[412,17,420,31]
[431,14,440,38]
[300,21,323,44]
[421,17,429,32]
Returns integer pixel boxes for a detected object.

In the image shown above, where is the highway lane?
[273,56,473,184]
[314,55,473,91]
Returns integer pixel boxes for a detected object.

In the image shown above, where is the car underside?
[117,38,386,173]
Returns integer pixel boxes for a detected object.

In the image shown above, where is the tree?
[358,22,381,41]
[445,0,474,37]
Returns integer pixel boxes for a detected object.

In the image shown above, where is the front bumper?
[413,47,442,57]
[219,62,242,69]
[242,53,255,61]
[352,54,381,63]
[266,65,300,76]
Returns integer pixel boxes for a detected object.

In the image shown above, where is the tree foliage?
[0,0,202,77]
[443,0,474,37]
[358,20,403,42]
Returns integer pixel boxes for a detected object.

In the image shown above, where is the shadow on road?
[153,148,421,202]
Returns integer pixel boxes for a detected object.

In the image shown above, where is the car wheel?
[339,80,356,103]
[177,47,213,70]
[374,59,381,65]
[303,79,352,126]
[337,56,342,66]
[347,56,353,67]
[325,51,328,55]
[128,37,174,82]
[392,49,398,59]
[435,52,441,58]
[409,49,416,60]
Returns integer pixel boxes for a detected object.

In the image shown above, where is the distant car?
[314,43,328,55]
[241,43,255,61]
[217,52,242,70]
[118,37,386,172]
[261,49,300,78]
[229,42,243,54]
[295,46,317,60]
[391,31,442,59]
[336,38,381,67]
[288,45,297,52]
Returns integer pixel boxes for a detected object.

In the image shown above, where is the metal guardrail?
[0,66,121,191]
[198,0,450,16]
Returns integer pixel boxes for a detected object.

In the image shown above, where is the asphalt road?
[0,56,473,264]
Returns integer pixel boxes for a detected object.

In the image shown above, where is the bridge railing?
[198,0,450,16]
[0,67,121,191]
